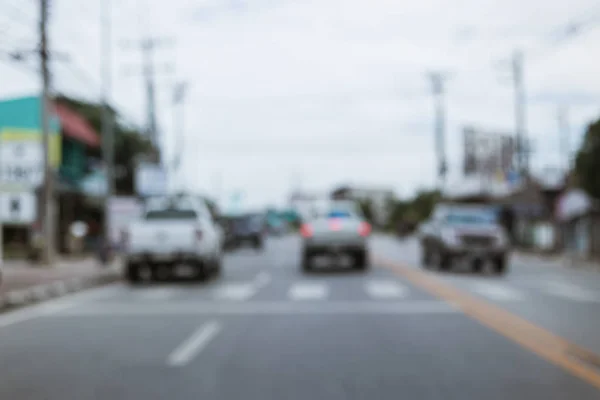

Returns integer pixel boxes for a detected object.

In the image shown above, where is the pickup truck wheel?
[302,251,313,272]
[125,263,141,284]
[353,250,369,270]
[439,253,452,271]
[493,256,508,275]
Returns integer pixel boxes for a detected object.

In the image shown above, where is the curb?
[0,272,121,314]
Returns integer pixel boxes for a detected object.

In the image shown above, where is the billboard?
[135,162,168,196]
[463,127,515,180]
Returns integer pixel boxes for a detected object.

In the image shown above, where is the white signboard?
[0,141,44,187]
[0,191,37,225]
[135,163,168,196]
[107,196,143,245]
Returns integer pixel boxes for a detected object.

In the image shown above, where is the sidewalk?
[1,257,121,312]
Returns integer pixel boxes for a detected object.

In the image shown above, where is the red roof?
[52,103,100,147]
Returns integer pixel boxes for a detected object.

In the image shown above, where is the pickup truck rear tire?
[125,263,141,284]
[493,255,508,275]
[301,251,313,272]
[353,250,369,270]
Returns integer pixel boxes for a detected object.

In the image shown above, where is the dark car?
[222,213,265,250]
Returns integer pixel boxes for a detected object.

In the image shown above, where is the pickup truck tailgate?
[306,218,366,245]
[128,220,199,253]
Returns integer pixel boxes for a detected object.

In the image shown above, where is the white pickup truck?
[121,197,223,283]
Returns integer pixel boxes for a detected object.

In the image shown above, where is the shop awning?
[52,103,100,148]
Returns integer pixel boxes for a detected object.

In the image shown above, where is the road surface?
[1,234,600,399]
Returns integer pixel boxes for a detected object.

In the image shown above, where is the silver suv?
[418,203,510,274]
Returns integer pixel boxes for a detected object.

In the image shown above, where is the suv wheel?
[353,250,369,270]
[125,263,141,284]
[302,251,313,272]
[493,255,508,275]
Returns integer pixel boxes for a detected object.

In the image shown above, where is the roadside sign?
[0,191,36,225]
[135,162,168,197]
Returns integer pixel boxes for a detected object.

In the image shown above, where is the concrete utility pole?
[557,105,571,169]
[427,72,449,192]
[123,37,174,163]
[512,50,528,176]
[101,0,115,245]
[171,81,187,190]
[40,0,55,266]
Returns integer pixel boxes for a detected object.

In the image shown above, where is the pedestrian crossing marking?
[365,280,407,299]
[470,283,524,302]
[289,282,328,300]
[539,281,599,302]
[213,284,257,301]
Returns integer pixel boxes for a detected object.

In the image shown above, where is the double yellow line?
[377,257,600,391]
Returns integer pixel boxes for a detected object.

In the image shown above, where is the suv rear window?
[145,209,197,220]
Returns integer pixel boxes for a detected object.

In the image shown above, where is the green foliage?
[575,118,600,199]
[55,95,157,195]
[386,190,441,233]
[357,199,374,224]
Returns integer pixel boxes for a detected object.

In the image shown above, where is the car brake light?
[300,224,313,238]
[358,222,371,237]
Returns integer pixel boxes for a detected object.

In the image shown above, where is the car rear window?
[446,211,496,224]
[145,209,197,220]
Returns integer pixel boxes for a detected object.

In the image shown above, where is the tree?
[575,118,600,199]
[358,199,374,224]
[54,95,157,195]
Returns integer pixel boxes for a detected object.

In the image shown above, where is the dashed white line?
[167,321,222,367]
[365,280,407,299]
[470,283,524,302]
[289,282,328,300]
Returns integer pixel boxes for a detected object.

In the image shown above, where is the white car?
[121,196,223,283]
[300,200,372,272]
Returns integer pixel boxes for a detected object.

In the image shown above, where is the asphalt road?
[1,234,600,399]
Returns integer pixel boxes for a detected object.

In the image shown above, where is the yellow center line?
[375,256,600,391]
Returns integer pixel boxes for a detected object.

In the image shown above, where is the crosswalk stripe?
[136,288,177,300]
[213,284,257,301]
[365,280,407,299]
[289,282,328,300]
[470,283,524,302]
[539,281,600,302]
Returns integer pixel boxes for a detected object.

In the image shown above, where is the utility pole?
[427,72,448,192]
[512,50,528,176]
[101,0,115,247]
[122,37,174,164]
[557,105,571,169]
[40,0,55,266]
[171,81,187,191]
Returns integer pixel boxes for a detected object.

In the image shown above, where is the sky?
[1,0,600,210]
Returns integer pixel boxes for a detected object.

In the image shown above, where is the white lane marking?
[540,281,600,302]
[289,282,328,300]
[56,301,458,316]
[213,284,256,301]
[167,321,222,367]
[135,288,177,300]
[365,280,407,299]
[470,283,524,302]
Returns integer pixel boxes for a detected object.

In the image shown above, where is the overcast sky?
[1,0,599,210]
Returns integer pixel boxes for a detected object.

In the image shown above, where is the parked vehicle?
[418,203,510,274]
[300,200,371,272]
[121,197,222,283]
[222,213,265,250]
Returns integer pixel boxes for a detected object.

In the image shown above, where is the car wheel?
[213,257,223,278]
[125,263,141,284]
[353,250,369,270]
[493,255,508,275]
[302,251,313,272]
[421,245,431,268]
